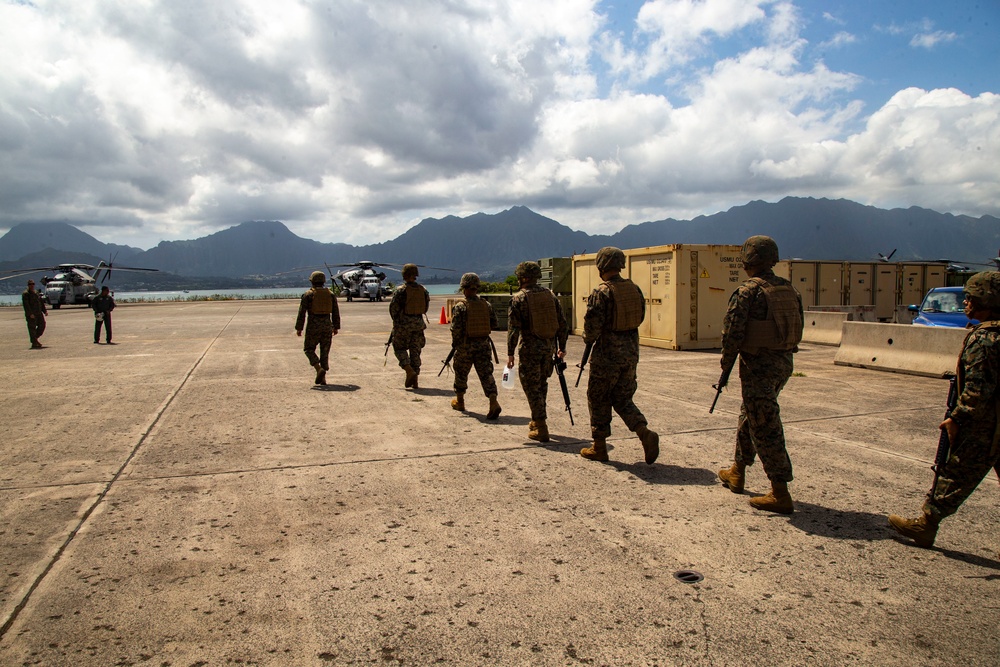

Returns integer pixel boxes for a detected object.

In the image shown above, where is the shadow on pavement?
[313,384,360,392]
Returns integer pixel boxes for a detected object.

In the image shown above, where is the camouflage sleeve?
[555,293,569,352]
[22,292,30,316]
[583,285,609,344]
[295,293,309,331]
[422,286,430,315]
[507,293,523,356]
[720,281,755,369]
[488,301,499,330]
[389,287,404,322]
[451,301,466,348]
[331,294,341,330]
[951,329,1000,426]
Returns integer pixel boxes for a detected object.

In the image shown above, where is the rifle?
[383,329,394,366]
[931,375,959,489]
[575,341,594,388]
[554,355,574,425]
[488,337,500,364]
[438,347,456,377]
[709,360,735,413]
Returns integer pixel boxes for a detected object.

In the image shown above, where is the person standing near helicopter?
[91,285,116,344]
[389,263,430,388]
[296,271,340,385]
[22,279,47,349]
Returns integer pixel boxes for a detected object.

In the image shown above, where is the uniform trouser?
[733,352,794,483]
[303,320,333,370]
[518,343,554,421]
[94,314,112,342]
[26,316,45,345]
[924,427,1000,521]
[587,359,646,439]
[453,340,497,397]
[393,330,426,372]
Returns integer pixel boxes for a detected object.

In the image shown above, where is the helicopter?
[330,261,460,301]
[0,260,159,308]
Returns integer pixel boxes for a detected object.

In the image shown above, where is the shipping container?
[573,244,743,350]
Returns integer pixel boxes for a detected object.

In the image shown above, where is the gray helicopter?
[330,261,458,301]
[0,260,158,307]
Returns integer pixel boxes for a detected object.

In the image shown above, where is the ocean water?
[0,285,462,307]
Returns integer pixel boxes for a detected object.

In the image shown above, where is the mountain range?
[2,197,998,289]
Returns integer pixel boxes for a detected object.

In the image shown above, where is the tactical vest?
[465,298,492,338]
[957,321,1000,458]
[739,278,803,354]
[404,284,427,316]
[606,279,644,332]
[309,288,334,315]
[526,290,559,340]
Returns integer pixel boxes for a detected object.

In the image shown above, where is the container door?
[817,262,845,306]
[899,264,926,308]
[788,261,817,307]
[572,256,598,335]
[874,264,897,320]
[626,256,653,339]
[848,263,874,305]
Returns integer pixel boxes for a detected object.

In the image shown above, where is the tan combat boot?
[403,365,417,388]
[888,512,939,548]
[580,438,609,462]
[528,420,549,443]
[486,395,502,420]
[451,392,465,411]
[749,480,794,514]
[636,424,659,465]
[718,462,746,494]
[314,363,326,385]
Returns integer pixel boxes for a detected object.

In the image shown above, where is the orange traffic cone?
[439,306,448,324]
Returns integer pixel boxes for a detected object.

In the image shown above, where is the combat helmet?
[741,235,780,269]
[964,271,1000,311]
[310,271,326,285]
[402,263,419,279]
[596,247,626,273]
[459,272,481,291]
[515,261,541,283]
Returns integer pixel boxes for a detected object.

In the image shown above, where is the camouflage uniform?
[22,283,47,348]
[507,280,568,423]
[926,321,1000,519]
[721,268,803,482]
[389,273,430,375]
[451,295,499,397]
[296,273,341,383]
[889,270,1000,547]
[585,277,648,438]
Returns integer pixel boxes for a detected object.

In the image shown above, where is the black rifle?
[438,347,456,377]
[575,341,594,388]
[931,375,959,488]
[554,355,574,425]
[488,337,500,364]
[709,360,735,413]
[383,329,394,366]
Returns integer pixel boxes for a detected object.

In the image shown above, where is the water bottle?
[501,364,518,390]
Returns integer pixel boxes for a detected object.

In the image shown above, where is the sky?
[1,0,997,250]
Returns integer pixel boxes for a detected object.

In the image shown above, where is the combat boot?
[313,363,326,385]
[749,480,794,514]
[486,395,502,420]
[888,512,939,548]
[636,424,659,465]
[451,392,465,411]
[403,365,417,388]
[718,462,746,494]
[580,438,609,462]
[528,420,549,443]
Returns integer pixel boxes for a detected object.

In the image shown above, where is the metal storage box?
[573,244,743,350]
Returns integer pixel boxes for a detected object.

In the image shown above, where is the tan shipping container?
[817,262,845,305]
[573,244,742,350]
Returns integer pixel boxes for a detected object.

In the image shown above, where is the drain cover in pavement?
[673,570,704,584]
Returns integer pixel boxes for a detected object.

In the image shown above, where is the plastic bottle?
[501,364,518,390]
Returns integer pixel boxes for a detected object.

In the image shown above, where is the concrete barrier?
[802,311,849,346]
[834,322,968,377]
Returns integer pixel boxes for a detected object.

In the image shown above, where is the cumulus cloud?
[0,0,996,248]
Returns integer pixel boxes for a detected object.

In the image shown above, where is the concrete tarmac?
[0,297,997,666]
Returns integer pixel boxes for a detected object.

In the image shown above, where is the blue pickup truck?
[909,286,977,327]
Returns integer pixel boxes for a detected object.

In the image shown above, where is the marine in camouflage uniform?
[717,236,803,514]
[579,247,660,465]
[507,261,569,442]
[889,271,1000,548]
[389,263,430,388]
[22,279,47,349]
[296,271,341,385]
[449,273,502,420]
